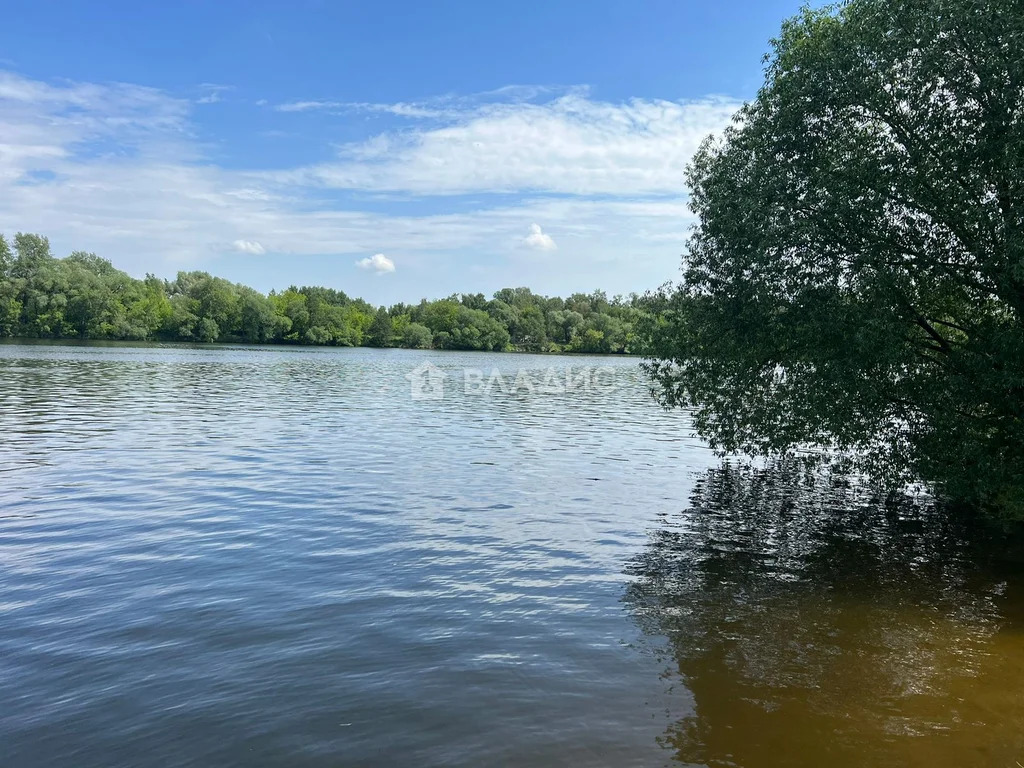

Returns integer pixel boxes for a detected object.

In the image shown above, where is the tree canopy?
[0,232,646,355]
[643,0,1024,518]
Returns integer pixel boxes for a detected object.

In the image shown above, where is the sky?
[0,0,817,305]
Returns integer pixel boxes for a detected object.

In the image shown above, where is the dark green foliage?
[642,0,1024,518]
[0,231,648,355]
[366,308,394,348]
[400,322,433,349]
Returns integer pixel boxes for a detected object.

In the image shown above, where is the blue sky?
[0,0,815,304]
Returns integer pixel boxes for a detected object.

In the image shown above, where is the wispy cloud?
[270,84,588,116]
[274,99,344,113]
[232,239,265,254]
[196,84,231,105]
[274,99,447,118]
[277,94,740,196]
[0,70,737,295]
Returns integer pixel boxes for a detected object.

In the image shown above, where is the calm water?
[0,342,1022,767]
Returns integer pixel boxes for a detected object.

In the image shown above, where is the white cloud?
[0,70,731,295]
[275,99,445,118]
[272,85,589,118]
[524,223,557,251]
[232,239,266,254]
[279,94,740,196]
[196,84,231,105]
[356,253,395,273]
[275,99,342,113]
[0,71,189,163]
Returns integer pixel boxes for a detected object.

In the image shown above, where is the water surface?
[1,342,1021,767]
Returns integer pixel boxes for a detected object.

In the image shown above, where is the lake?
[1,342,1022,767]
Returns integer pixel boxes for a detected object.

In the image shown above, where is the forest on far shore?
[0,233,647,353]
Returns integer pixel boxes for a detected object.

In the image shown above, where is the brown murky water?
[625,462,1024,767]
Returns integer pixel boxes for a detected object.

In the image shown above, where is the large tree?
[644,0,1024,518]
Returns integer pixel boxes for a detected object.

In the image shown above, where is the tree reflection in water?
[623,460,1024,768]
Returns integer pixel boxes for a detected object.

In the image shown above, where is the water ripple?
[0,343,696,768]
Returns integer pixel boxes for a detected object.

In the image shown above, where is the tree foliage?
[0,232,647,355]
[642,0,1024,518]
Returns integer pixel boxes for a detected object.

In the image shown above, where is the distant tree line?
[0,233,647,353]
